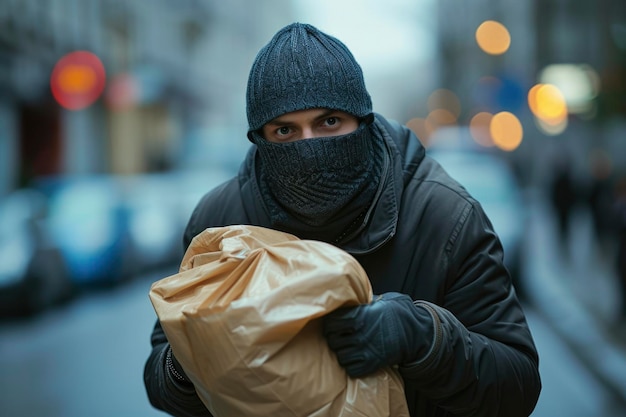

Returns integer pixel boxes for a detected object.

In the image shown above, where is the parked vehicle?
[0,188,74,318]
[0,167,237,318]
[34,169,234,287]
[38,176,134,287]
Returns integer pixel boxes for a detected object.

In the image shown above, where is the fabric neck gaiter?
[251,123,384,241]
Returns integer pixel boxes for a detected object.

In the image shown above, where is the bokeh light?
[469,112,495,147]
[475,20,511,55]
[528,83,568,135]
[57,65,97,94]
[106,73,139,111]
[50,51,106,110]
[533,84,567,122]
[539,64,600,115]
[490,111,523,151]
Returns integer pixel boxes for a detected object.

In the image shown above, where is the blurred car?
[0,188,74,318]
[34,169,235,287]
[37,176,134,287]
[427,128,527,291]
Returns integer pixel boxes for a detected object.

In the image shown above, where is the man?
[144,22,541,416]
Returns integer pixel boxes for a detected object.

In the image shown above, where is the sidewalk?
[522,187,626,405]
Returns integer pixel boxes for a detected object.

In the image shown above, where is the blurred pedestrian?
[548,153,578,255]
[587,150,617,258]
[614,176,626,319]
[143,22,541,417]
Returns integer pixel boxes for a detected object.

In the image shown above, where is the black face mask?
[251,122,384,239]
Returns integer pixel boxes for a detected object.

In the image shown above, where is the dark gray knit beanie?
[246,22,372,133]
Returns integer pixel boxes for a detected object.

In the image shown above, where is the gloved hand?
[323,292,432,377]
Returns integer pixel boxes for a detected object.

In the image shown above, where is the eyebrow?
[266,109,338,126]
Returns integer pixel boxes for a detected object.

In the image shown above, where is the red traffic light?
[50,51,106,110]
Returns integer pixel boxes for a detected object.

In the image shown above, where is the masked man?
[144,22,541,417]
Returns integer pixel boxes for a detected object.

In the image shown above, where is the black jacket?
[144,114,541,417]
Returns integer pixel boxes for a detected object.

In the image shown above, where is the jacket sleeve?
[143,319,213,417]
[400,202,541,417]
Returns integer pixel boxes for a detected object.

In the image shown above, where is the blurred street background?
[1,0,626,416]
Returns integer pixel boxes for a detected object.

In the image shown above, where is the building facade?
[0,0,293,196]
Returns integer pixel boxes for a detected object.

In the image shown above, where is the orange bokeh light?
[469,112,494,147]
[490,111,523,151]
[476,20,511,55]
[528,83,568,125]
[57,65,97,94]
[51,51,106,110]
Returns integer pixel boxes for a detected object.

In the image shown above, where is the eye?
[324,117,338,127]
[277,126,292,136]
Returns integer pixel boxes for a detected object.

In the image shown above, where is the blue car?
[38,176,134,287]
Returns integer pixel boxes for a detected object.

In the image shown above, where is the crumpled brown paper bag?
[149,225,409,417]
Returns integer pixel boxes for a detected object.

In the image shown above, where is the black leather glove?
[323,292,432,377]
